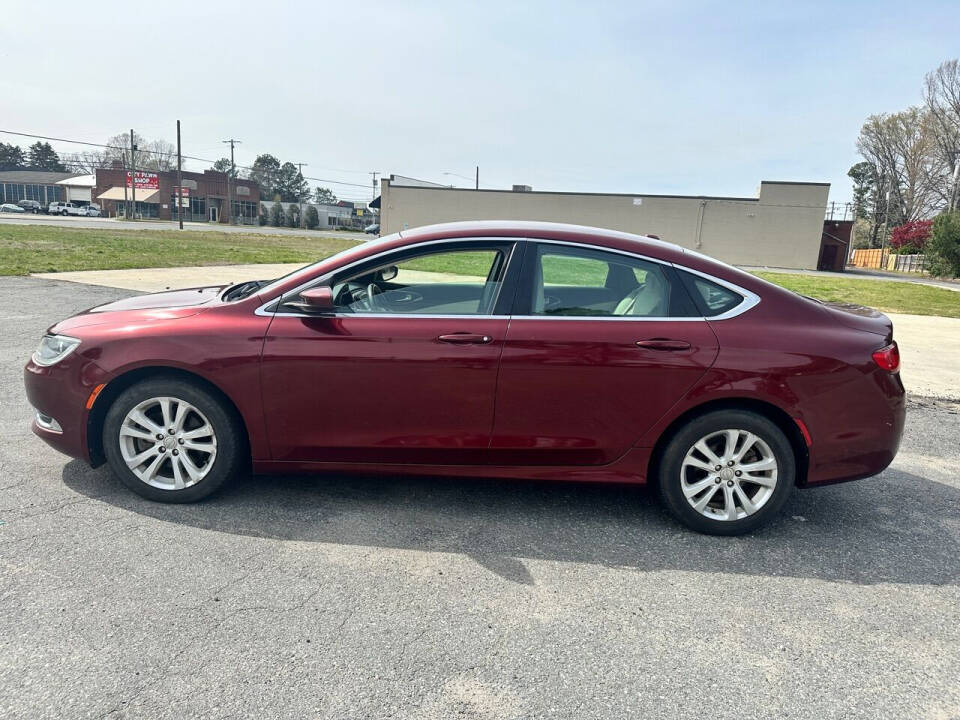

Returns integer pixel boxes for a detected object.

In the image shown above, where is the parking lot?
[1,275,958,719]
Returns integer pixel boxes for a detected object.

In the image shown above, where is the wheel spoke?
[183,440,215,455]
[722,429,739,460]
[722,485,737,520]
[692,484,719,512]
[683,477,716,499]
[141,453,166,482]
[733,483,757,515]
[124,445,159,469]
[120,425,155,442]
[740,457,777,473]
[158,398,174,430]
[171,457,186,490]
[128,409,162,435]
[693,439,721,465]
[181,426,214,441]
[172,401,189,432]
[732,432,758,462]
[741,472,776,488]
[682,457,715,473]
[178,452,204,482]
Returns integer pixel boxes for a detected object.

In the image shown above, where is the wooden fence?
[850,249,928,274]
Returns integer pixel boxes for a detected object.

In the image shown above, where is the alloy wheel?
[679,429,778,521]
[118,396,218,490]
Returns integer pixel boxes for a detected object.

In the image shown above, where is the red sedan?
[24,221,905,534]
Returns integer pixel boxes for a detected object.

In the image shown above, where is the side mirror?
[285,287,335,313]
[380,265,398,282]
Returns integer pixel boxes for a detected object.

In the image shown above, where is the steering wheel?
[366,283,383,311]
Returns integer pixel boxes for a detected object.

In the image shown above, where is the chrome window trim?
[255,235,761,322]
[255,237,519,318]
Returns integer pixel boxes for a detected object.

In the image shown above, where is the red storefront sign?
[125,171,159,190]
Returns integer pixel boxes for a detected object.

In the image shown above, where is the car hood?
[817,300,893,339]
[51,285,225,332]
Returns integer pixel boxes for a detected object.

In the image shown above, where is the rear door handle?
[437,333,493,345]
[635,339,692,351]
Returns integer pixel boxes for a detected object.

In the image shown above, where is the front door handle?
[437,333,493,345]
[635,338,692,351]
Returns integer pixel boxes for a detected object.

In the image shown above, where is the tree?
[314,186,338,204]
[249,154,282,198]
[847,162,876,221]
[211,158,237,177]
[856,108,944,239]
[284,202,299,228]
[276,162,308,203]
[923,59,960,210]
[0,143,26,170]
[270,198,284,227]
[889,220,933,253]
[927,211,960,277]
[102,132,176,172]
[27,142,65,171]
[304,205,319,229]
[60,149,110,174]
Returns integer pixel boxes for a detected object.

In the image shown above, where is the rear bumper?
[24,356,108,463]
[803,369,905,486]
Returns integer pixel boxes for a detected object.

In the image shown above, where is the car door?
[489,240,719,466]
[260,239,521,464]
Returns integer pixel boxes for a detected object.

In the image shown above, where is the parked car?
[24,221,905,534]
[1,203,26,213]
[17,199,43,214]
[48,202,86,216]
[364,223,380,234]
[85,205,101,217]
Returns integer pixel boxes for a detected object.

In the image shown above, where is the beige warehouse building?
[378,178,830,270]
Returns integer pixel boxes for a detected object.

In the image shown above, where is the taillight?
[872,342,900,373]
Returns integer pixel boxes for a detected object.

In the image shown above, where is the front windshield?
[254,233,399,296]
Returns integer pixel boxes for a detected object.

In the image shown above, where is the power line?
[0,128,374,189]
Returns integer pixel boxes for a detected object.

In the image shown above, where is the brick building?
[94,164,260,223]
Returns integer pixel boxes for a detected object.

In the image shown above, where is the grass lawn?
[754,272,960,319]
[0,223,359,276]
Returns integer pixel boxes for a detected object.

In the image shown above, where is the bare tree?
[856,108,944,227]
[924,59,960,209]
[102,132,177,172]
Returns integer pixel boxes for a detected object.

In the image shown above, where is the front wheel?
[657,410,795,535]
[102,377,244,502]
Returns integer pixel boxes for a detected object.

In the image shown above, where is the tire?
[657,409,794,535]
[102,377,245,502]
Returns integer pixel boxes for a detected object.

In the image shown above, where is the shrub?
[889,220,932,253]
[270,200,284,227]
[304,205,319,229]
[285,203,298,228]
[927,211,960,278]
[258,205,268,226]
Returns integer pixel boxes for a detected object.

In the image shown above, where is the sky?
[2,0,959,205]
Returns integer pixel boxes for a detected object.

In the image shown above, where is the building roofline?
[384,181,760,203]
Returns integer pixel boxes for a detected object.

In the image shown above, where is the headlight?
[32,334,80,367]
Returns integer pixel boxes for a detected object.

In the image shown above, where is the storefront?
[93,165,260,223]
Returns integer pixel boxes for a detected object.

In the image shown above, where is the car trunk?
[816,300,893,340]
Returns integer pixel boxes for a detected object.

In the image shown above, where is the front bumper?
[24,355,108,463]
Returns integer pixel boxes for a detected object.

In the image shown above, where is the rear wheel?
[657,409,794,535]
[103,377,244,502]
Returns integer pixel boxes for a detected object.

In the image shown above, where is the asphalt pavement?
[1,276,957,719]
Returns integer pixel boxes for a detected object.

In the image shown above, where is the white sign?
[632,198,643,206]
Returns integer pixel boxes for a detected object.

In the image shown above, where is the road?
[1,277,958,719]
[0,213,369,240]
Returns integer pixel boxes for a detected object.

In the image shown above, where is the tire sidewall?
[102,378,242,503]
[658,410,795,535]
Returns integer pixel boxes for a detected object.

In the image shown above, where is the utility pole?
[222,138,241,224]
[370,171,379,200]
[295,162,308,227]
[130,129,137,220]
[176,120,183,230]
[475,165,479,190]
